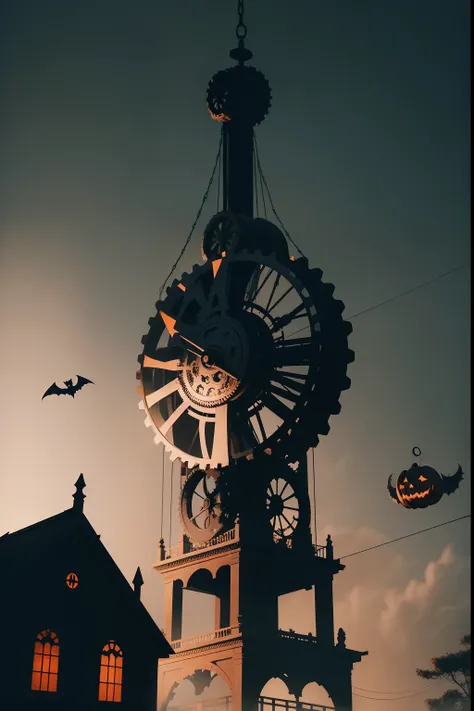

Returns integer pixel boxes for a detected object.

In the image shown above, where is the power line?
[346,263,467,322]
[353,687,427,700]
[340,514,471,560]
[287,263,468,339]
[353,684,430,694]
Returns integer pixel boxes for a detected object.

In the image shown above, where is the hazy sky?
[0,1,470,709]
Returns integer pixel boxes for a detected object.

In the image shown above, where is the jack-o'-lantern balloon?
[387,462,463,510]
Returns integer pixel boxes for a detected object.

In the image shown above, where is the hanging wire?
[253,139,260,217]
[159,444,165,539]
[353,684,430,695]
[339,514,470,560]
[158,128,223,300]
[311,448,317,547]
[216,137,222,213]
[353,688,428,700]
[254,135,268,218]
[254,134,304,257]
[344,263,467,322]
[286,262,469,340]
[168,460,174,547]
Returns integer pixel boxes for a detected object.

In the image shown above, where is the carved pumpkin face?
[395,463,442,509]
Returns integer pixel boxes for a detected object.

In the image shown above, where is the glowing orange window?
[31,629,60,692]
[66,572,79,589]
[99,641,123,703]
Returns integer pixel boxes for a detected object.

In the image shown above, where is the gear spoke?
[146,378,181,408]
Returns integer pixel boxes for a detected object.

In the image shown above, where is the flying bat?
[42,375,94,400]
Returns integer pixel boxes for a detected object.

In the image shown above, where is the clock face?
[138,249,353,469]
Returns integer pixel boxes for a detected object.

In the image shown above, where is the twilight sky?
[0,1,470,709]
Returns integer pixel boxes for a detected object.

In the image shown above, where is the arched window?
[31,629,60,692]
[99,641,123,702]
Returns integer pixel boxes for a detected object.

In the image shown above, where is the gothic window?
[66,572,79,589]
[31,629,60,692]
[98,641,123,702]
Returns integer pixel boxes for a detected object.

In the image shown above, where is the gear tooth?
[344,321,353,336]
[293,256,309,270]
[138,400,145,410]
[323,283,335,297]
[154,299,164,310]
[153,433,162,443]
[333,299,345,313]
[145,416,153,427]
[342,376,352,390]
[141,334,148,345]
[330,402,342,415]
[347,350,355,363]
[311,267,323,281]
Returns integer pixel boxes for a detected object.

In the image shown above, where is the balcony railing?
[259,697,333,710]
[278,629,318,644]
[163,528,237,562]
[171,625,239,651]
[168,696,333,710]
[313,544,326,558]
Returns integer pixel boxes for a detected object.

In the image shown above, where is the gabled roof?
[0,498,173,658]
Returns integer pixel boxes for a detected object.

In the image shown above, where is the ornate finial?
[206,65,271,126]
[336,627,346,648]
[132,567,144,599]
[159,538,166,561]
[326,534,334,560]
[206,0,271,127]
[72,474,86,512]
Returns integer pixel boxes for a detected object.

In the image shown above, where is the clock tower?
[137,2,367,708]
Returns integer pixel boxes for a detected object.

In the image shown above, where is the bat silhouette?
[42,375,94,400]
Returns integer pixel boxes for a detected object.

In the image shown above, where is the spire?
[206,0,271,218]
[132,567,144,600]
[72,474,86,512]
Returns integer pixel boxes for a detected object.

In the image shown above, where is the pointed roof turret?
[72,474,86,513]
[133,566,144,600]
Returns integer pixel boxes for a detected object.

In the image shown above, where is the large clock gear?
[138,247,353,468]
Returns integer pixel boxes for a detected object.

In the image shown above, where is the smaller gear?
[180,469,229,543]
[202,211,243,261]
[179,356,239,408]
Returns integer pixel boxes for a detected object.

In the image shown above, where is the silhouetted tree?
[417,634,471,710]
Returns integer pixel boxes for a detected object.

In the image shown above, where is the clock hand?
[159,310,239,381]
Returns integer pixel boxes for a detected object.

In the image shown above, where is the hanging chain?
[236,0,247,40]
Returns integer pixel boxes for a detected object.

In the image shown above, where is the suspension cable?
[217,135,222,212]
[254,135,268,218]
[159,444,165,540]
[254,135,304,257]
[253,139,260,217]
[311,448,317,547]
[158,129,223,300]
[168,460,174,547]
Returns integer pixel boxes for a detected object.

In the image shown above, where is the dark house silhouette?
[0,475,173,710]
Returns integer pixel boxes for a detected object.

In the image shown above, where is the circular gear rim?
[138,247,354,468]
